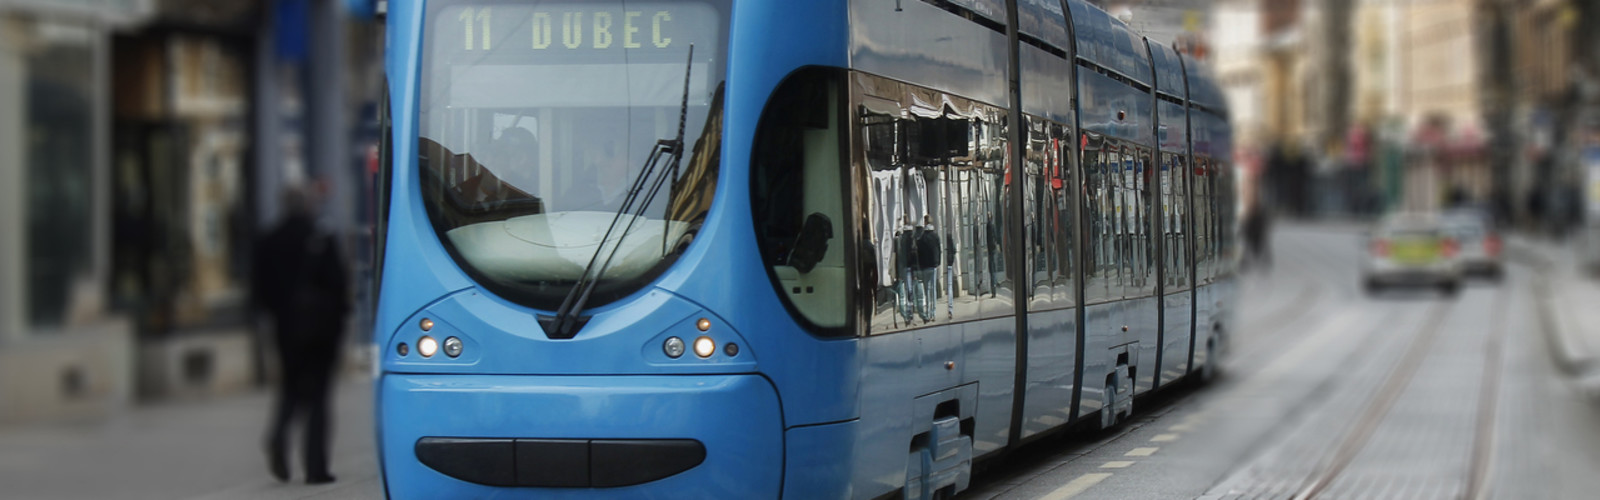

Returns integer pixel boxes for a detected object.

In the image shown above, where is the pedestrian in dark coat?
[1243,206,1271,271]
[254,183,349,485]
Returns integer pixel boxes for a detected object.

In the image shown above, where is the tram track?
[1288,285,1510,500]
[1465,286,1508,500]
[1288,300,1452,500]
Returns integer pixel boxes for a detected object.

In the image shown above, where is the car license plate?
[1392,241,1436,263]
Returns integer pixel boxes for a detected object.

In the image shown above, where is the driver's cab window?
[751,69,849,335]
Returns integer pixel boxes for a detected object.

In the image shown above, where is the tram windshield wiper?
[539,45,695,340]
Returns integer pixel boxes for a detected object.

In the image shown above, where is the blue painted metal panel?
[1127,294,1160,395]
[1078,301,1119,416]
[1158,100,1188,154]
[1161,288,1193,384]
[1191,108,1228,161]
[1070,1,1107,68]
[1182,54,1225,112]
[784,420,859,500]
[714,0,860,431]
[851,316,1014,499]
[1018,0,1069,50]
[1021,43,1075,125]
[1111,22,1152,85]
[962,319,1017,456]
[1066,0,1150,86]
[850,0,1009,106]
[854,324,960,497]
[1021,306,1076,439]
[1193,283,1215,370]
[1215,279,1237,353]
[379,373,783,498]
[377,0,477,357]
[1193,279,1237,374]
[1078,70,1153,145]
[381,288,758,376]
[948,0,1006,26]
[1149,41,1186,99]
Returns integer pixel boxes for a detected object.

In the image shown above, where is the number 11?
[459,7,492,50]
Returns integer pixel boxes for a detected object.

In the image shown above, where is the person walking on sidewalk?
[1243,204,1272,271]
[253,181,350,485]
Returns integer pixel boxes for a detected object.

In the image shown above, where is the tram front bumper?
[378,373,783,499]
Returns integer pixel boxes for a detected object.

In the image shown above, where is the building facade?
[0,0,379,424]
[0,0,148,424]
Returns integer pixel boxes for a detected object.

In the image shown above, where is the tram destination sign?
[431,2,720,58]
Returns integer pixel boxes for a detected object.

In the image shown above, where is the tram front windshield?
[418,0,728,310]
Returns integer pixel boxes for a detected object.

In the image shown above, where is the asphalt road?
[960,223,1600,500]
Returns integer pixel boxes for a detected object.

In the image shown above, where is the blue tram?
[373,0,1236,498]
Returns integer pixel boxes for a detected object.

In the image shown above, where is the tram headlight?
[663,337,686,358]
[693,336,715,359]
[418,336,438,358]
[443,336,463,358]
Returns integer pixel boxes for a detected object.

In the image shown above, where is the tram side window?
[1193,156,1213,284]
[974,113,1012,320]
[1209,159,1222,278]
[1112,146,1133,299]
[752,69,849,335]
[1023,118,1076,310]
[1217,160,1236,278]
[1024,117,1052,309]
[1208,158,1221,282]
[1206,159,1219,281]
[857,74,1005,334]
[1162,153,1189,290]
[1052,125,1076,305]
[1083,137,1114,304]
[1130,147,1156,298]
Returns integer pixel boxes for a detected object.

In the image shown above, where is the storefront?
[0,0,148,424]
[0,0,382,424]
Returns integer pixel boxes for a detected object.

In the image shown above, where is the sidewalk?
[0,375,380,499]
[1506,234,1600,395]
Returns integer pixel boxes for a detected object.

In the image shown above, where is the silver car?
[1440,209,1504,280]
[1362,212,1462,296]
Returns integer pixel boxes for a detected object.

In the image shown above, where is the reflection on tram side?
[855,73,1012,333]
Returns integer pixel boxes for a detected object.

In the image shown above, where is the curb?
[1531,277,1594,376]
[1510,239,1600,399]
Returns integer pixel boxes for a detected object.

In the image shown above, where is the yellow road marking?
[1151,433,1179,442]
[1100,461,1135,469]
[1039,473,1113,500]
[1125,447,1159,457]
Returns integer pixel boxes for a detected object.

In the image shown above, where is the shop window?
[24,21,97,328]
